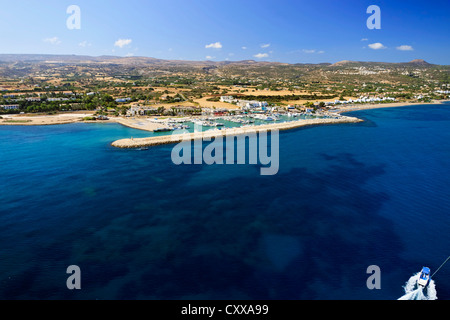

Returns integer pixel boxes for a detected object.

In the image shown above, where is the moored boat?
[154,127,173,132]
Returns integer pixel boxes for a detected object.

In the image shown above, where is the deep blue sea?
[0,103,449,300]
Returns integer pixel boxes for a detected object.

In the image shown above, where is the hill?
[330,59,435,67]
[0,54,448,87]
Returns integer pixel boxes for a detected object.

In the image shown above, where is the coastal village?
[1,56,448,140]
[0,88,399,131]
[0,85,447,143]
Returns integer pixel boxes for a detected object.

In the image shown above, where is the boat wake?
[398,273,437,300]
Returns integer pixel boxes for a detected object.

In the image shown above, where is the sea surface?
[0,103,449,300]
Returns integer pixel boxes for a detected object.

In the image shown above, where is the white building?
[116,98,131,103]
[220,96,236,103]
[26,97,41,102]
[127,106,158,116]
[0,105,20,110]
[238,100,269,110]
[47,98,70,102]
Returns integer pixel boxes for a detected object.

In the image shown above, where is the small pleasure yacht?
[417,267,431,288]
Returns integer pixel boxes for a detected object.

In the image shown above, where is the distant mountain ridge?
[330,59,434,67]
[0,54,442,67]
[0,54,283,67]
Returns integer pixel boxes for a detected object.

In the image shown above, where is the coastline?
[1,100,447,149]
[336,100,444,113]
[113,117,168,132]
[0,100,444,128]
[0,113,171,132]
[0,113,102,126]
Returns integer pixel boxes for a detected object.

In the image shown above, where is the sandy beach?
[114,118,168,132]
[0,113,171,132]
[0,113,100,126]
[0,113,173,132]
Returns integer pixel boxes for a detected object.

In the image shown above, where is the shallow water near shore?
[0,103,449,300]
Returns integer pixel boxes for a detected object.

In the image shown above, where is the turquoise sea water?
[0,103,449,300]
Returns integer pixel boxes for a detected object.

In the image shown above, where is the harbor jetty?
[111,116,363,149]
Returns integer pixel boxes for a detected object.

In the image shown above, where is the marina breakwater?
[111,116,363,148]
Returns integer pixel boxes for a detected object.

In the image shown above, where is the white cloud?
[205,56,215,60]
[44,37,61,45]
[361,38,369,41]
[254,53,269,59]
[125,53,134,57]
[205,42,222,49]
[78,41,91,47]
[396,45,414,51]
[301,49,325,54]
[114,39,132,48]
[241,46,247,50]
[261,43,271,48]
[368,43,387,50]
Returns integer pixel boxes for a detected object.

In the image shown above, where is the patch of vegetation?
[3,119,32,123]
[82,116,97,121]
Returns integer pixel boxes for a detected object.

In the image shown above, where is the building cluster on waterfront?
[127,105,202,117]
[328,96,396,105]
[220,96,270,110]
[127,106,158,116]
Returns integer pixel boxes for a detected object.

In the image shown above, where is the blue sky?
[0,0,449,64]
